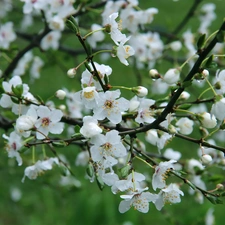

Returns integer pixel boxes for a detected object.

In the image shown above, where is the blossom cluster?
[1,0,225,216]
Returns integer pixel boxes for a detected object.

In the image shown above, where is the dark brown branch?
[2,26,51,80]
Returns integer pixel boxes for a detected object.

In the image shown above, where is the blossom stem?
[135,156,154,168]
[42,145,46,159]
[32,146,35,164]
[203,74,217,96]
[83,28,105,39]
[174,108,195,116]
[110,85,132,91]
[198,87,213,99]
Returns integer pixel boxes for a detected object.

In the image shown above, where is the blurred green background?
[1,0,225,224]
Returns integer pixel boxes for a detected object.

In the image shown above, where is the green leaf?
[74,125,80,133]
[204,55,214,68]
[103,74,109,85]
[86,162,94,177]
[66,17,79,33]
[206,174,224,183]
[0,78,4,94]
[10,96,20,104]
[216,30,224,43]
[11,84,23,98]
[197,33,206,49]
[177,104,192,110]
[52,141,67,148]
[119,164,132,179]
[205,195,223,205]
[96,174,104,190]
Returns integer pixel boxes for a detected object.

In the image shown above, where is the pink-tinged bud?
[55,90,66,100]
[201,154,212,165]
[132,86,148,97]
[67,68,76,78]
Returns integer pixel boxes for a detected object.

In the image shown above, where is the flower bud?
[163,68,180,84]
[179,91,190,100]
[149,69,160,79]
[55,90,66,100]
[202,69,209,77]
[169,41,182,52]
[132,86,148,97]
[197,112,217,129]
[201,154,212,165]
[59,104,66,111]
[216,183,224,191]
[67,68,76,78]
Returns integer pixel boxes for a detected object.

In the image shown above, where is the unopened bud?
[216,183,224,191]
[169,41,182,52]
[196,112,217,129]
[132,86,148,97]
[55,89,66,100]
[67,68,77,78]
[163,68,180,85]
[179,91,190,100]
[201,154,212,165]
[202,69,209,77]
[149,69,160,79]
[59,104,66,111]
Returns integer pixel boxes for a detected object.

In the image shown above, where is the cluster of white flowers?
[1,0,225,216]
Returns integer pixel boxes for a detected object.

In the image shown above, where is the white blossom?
[0,21,16,49]
[80,116,102,138]
[197,112,217,129]
[152,160,176,191]
[90,130,127,168]
[34,105,64,139]
[93,90,129,124]
[22,157,59,182]
[176,117,194,135]
[119,188,157,213]
[3,131,23,166]
[154,183,184,210]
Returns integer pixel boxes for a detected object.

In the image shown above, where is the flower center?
[103,142,112,151]
[83,90,94,99]
[104,100,113,109]
[41,117,50,127]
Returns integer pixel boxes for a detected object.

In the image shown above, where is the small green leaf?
[66,17,79,33]
[74,125,80,133]
[197,33,206,49]
[177,104,192,110]
[204,55,214,68]
[86,162,94,177]
[103,74,109,85]
[205,195,223,205]
[11,96,20,104]
[216,30,224,43]
[96,174,104,190]
[11,84,23,98]
[0,78,4,94]
[52,141,67,148]
[119,164,132,179]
